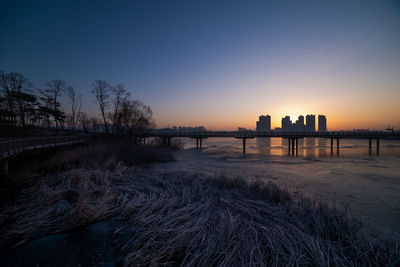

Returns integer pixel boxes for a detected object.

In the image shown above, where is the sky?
[1,0,400,130]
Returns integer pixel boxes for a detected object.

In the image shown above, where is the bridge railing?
[151,130,397,138]
[0,136,89,159]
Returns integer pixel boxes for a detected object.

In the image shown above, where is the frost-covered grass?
[0,162,398,266]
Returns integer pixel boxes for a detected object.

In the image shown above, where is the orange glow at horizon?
[156,110,400,131]
[152,35,400,131]
[155,91,400,131]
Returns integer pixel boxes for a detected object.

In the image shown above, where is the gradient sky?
[1,0,400,130]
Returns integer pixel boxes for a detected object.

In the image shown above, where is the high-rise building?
[305,114,315,132]
[295,115,305,131]
[281,116,292,132]
[318,115,327,132]
[256,115,271,132]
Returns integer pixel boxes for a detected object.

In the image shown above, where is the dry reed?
[0,162,398,266]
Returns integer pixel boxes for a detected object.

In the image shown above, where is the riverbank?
[0,140,399,265]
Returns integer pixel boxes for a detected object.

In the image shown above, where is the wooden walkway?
[0,136,89,160]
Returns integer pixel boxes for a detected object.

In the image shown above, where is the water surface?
[153,137,400,242]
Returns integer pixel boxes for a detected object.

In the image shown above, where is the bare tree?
[90,117,101,134]
[78,111,90,133]
[43,80,66,132]
[0,71,37,133]
[67,86,82,131]
[110,84,129,135]
[0,71,15,123]
[91,80,111,134]
[119,99,153,135]
[38,91,53,130]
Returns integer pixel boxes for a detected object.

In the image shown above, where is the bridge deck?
[0,136,89,160]
[149,130,399,138]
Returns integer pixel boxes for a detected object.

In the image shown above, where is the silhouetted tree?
[110,84,129,135]
[78,111,90,133]
[67,86,82,131]
[0,71,16,123]
[9,73,32,129]
[120,99,153,135]
[91,80,111,134]
[0,70,155,137]
[42,80,67,132]
[90,117,101,134]
[37,90,54,130]
[0,71,38,134]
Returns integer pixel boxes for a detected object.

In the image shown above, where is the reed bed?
[0,161,397,266]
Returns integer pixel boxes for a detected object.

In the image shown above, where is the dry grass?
[0,162,398,266]
[36,138,176,172]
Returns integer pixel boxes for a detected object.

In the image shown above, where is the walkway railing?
[151,130,399,138]
[0,136,89,159]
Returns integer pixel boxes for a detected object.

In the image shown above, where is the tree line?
[0,70,153,136]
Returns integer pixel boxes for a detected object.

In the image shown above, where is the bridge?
[147,130,400,154]
[0,136,89,175]
[1,130,398,174]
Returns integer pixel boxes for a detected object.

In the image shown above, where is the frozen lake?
[153,137,400,243]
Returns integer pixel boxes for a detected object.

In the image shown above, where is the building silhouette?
[318,115,327,132]
[265,114,326,133]
[294,115,305,131]
[256,115,271,132]
[305,114,315,132]
[281,116,292,132]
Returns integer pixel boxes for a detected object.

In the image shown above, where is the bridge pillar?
[336,138,340,155]
[143,137,146,145]
[295,138,298,156]
[376,138,380,155]
[369,138,372,155]
[242,138,246,154]
[330,138,334,155]
[288,138,291,155]
[193,137,207,150]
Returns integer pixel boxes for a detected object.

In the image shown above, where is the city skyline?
[256,114,325,132]
[1,0,400,131]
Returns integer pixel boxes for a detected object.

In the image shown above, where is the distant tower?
[318,115,327,132]
[256,115,271,132]
[305,114,315,132]
[281,116,292,132]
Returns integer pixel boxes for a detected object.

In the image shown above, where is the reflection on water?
[180,137,400,157]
